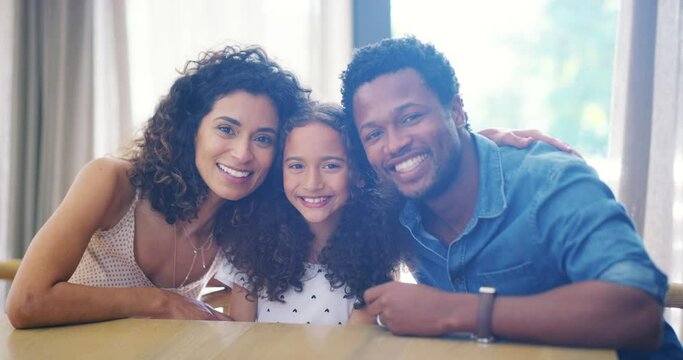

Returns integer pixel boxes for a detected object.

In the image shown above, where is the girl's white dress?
[216,263,356,325]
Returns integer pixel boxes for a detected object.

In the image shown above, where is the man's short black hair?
[340,36,460,121]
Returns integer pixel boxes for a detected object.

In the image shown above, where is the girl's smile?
[283,121,351,232]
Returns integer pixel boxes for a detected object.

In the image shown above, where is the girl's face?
[195,91,278,202]
[283,121,351,231]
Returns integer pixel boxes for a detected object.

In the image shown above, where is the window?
[391,0,620,187]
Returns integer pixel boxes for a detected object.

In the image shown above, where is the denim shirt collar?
[399,133,507,239]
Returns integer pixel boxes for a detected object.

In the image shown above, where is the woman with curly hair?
[217,103,406,325]
[6,45,309,329]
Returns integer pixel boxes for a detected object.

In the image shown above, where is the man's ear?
[450,96,467,129]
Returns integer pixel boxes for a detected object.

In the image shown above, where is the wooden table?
[0,315,615,359]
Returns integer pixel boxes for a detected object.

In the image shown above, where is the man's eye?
[402,113,422,124]
[365,130,382,142]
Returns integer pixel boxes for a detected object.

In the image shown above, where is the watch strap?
[475,286,496,343]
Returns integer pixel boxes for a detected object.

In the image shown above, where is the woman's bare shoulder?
[80,157,133,188]
[84,157,133,176]
[76,157,136,228]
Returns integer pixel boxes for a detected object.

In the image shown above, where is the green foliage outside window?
[392,0,619,158]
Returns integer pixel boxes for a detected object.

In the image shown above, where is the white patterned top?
[216,263,357,325]
[68,194,223,299]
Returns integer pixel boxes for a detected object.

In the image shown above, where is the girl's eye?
[254,135,274,146]
[218,125,235,135]
[288,163,304,170]
[323,163,341,170]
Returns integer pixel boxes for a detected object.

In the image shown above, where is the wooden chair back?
[666,282,683,309]
[0,259,21,280]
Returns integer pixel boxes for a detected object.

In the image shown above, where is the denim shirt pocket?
[470,261,544,296]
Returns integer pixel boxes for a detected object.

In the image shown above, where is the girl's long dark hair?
[221,103,407,306]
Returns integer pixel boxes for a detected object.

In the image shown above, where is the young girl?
[217,103,407,325]
[6,45,309,328]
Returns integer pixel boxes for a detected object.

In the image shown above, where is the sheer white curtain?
[610,0,683,338]
[1,0,130,305]
[93,0,132,158]
[125,0,352,128]
[646,0,683,338]
[0,0,16,303]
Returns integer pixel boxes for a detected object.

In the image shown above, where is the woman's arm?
[6,158,229,328]
[228,284,257,322]
[477,128,581,157]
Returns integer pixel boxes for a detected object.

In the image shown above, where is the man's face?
[352,68,465,200]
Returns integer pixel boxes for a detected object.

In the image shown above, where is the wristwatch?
[475,286,497,343]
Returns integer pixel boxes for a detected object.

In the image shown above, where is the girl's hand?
[226,284,257,322]
[477,128,582,159]
[348,306,375,325]
[152,289,233,321]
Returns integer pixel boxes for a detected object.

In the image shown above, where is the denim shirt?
[400,134,682,359]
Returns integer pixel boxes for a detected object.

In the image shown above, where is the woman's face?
[283,121,351,232]
[195,91,279,202]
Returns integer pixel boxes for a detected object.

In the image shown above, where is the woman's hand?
[151,289,233,321]
[477,128,582,158]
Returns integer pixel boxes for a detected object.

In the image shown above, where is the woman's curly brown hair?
[222,103,408,307]
[126,45,310,224]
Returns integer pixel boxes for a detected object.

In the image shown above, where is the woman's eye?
[218,125,235,135]
[254,135,273,145]
[288,163,304,170]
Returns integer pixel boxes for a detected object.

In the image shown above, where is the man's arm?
[364,280,662,349]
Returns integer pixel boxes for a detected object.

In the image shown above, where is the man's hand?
[364,282,477,336]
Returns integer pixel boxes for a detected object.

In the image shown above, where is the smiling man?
[340,37,682,359]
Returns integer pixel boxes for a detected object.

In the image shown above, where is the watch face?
[479,286,496,294]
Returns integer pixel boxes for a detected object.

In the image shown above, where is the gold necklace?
[172,223,214,288]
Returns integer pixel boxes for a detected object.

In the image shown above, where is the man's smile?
[394,154,428,173]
